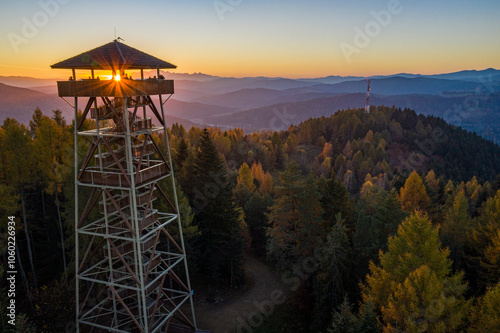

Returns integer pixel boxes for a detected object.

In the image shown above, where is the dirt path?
[194,254,284,333]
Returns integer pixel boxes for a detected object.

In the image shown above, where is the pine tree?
[236,162,255,192]
[353,188,407,278]
[2,118,37,288]
[356,301,381,333]
[244,193,273,257]
[328,297,357,333]
[174,138,189,170]
[466,190,500,292]
[469,281,500,332]
[399,170,430,213]
[493,174,500,193]
[362,212,469,332]
[441,190,471,270]
[191,129,244,286]
[318,176,353,227]
[267,162,325,270]
[314,215,352,331]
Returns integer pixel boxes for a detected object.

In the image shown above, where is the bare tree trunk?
[49,123,67,279]
[41,190,50,242]
[230,260,233,288]
[41,189,46,218]
[20,185,37,289]
[54,179,67,280]
[16,242,34,309]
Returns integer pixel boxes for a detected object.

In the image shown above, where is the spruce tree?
[441,190,471,270]
[469,281,500,333]
[174,138,189,171]
[191,129,244,286]
[267,162,325,270]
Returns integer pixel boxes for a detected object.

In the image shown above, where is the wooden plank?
[108,239,141,286]
[77,138,101,181]
[102,137,131,187]
[78,188,103,228]
[57,79,174,97]
[140,185,157,233]
[104,189,135,237]
[160,228,183,254]
[78,236,105,274]
[136,134,150,173]
[148,274,167,332]
[145,230,161,277]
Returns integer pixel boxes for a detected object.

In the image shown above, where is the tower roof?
[51,40,176,70]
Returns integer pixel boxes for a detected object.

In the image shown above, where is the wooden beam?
[130,103,139,129]
[144,230,161,277]
[108,239,141,286]
[156,184,177,214]
[79,236,105,274]
[103,189,135,237]
[77,138,101,180]
[149,136,171,171]
[136,134,150,174]
[160,227,183,254]
[159,258,189,292]
[79,279,96,313]
[109,285,145,333]
[146,95,164,126]
[148,274,167,332]
[140,185,157,233]
[78,97,96,130]
[78,235,95,272]
[102,137,131,187]
[78,188,103,228]
[164,295,194,328]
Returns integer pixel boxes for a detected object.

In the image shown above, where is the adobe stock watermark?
[6,216,17,326]
[213,0,243,21]
[269,106,297,131]
[443,75,496,127]
[7,0,70,54]
[340,0,407,63]
[236,238,329,332]
[398,74,497,172]
[191,140,251,214]
[397,126,448,174]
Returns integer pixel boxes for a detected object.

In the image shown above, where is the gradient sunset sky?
[1,0,499,79]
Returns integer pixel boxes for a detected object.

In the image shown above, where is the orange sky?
[1,0,499,79]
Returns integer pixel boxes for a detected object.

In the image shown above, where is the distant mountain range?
[0,68,499,142]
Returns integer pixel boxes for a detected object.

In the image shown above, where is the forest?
[1,105,500,332]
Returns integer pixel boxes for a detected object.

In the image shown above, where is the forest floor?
[194,253,285,333]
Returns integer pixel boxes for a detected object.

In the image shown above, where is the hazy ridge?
[0,68,499,141]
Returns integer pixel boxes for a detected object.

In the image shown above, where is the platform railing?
[80,161,167,187]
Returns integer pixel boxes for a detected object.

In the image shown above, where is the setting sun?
[114,74,121,81]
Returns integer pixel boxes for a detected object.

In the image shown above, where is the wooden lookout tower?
[52,40,198,332]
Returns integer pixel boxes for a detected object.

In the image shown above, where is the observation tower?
[52,39,198,332]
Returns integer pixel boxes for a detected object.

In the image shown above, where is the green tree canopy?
[362,212,468,332]
[399,171,430,213]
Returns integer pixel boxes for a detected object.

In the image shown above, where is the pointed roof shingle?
[51,40,176,70]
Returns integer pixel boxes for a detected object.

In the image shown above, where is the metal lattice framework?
[52,41,197,333]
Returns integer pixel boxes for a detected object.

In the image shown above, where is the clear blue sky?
[1,0,499,78]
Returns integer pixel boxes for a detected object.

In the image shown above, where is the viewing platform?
[79,161,168,187]
[57,78,174,97]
